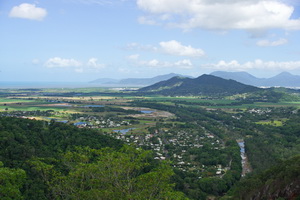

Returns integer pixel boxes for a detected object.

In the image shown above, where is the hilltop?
[138,74,261,96]
[211,71,300,88]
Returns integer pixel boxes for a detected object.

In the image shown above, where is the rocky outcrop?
[252,179,300,200]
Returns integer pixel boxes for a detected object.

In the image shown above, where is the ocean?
[0,82,101,89]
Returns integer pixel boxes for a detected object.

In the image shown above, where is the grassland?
[2,86,300,200]
[1,93,300,113]
[1,87,300,129]
[256,120,284,127]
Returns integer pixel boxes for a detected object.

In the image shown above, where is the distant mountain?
[210,71,265,86]
[263,72,300,87]
[211,71,300,87]
[139,74,261,96]
[90,73,190,86]
[138,76,189,92]
[119,73,189,85]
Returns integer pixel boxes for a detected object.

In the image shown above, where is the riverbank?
[237,139,252,176]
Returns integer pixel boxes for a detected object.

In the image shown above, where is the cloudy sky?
[1,0,300,82]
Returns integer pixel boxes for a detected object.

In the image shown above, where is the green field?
[0,98,34,103]
[1,87,300,200]
[256,120,284,126]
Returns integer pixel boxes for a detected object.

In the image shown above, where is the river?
[237,139,252,177]
[113,128,136,134]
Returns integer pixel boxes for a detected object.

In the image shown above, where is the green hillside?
[139,74,261,96]
[225,155,300,200]
[0,117,185,200]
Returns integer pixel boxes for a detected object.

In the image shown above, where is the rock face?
[252,179,300,200]
[231,156,300,200]
[246,156,300,200]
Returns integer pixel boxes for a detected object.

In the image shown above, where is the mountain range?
[90,71,300,88]
[211,71,300,88]
[138,74,261,96]
[90,73,190,86]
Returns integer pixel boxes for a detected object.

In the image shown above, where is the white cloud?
[256,38,288,46]
[174,59,193,69]
[127,54,140,60]
[126,40,205,57]
[45,57,82,68]
[44,57,106,73]
[147,59,160,67]
[127,54,193,69]
[87,58,106,69]
[137,0,300,31]
[9,3,47,21]
[203,59,300,71]
[159,40,205,57]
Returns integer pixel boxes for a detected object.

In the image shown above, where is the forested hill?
[138,74,261,96]
[0,117,123,167]
[226,155,300,199]
[0,117,186,200]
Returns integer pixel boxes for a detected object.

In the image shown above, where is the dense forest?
[138,75,261,96]
[225,155,300,199]
[0,117,186,200]
[132,99,300,199]
[1,91,300,199]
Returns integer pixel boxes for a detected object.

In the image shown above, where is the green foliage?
[91,106,141,114]
[227,155,300,199]
[0,117,187,199]
[139,74,261,96]
[39,146,188,200]
[0,116,123,167]
[245,112,300,172]
[1,86,300,200]
[0,162,26,200]
[0,117,122,199]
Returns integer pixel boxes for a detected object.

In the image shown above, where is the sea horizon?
[0,81,100,89]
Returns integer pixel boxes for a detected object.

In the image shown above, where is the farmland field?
[1,87,300,199]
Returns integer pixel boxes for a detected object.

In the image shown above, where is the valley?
[3,0,300,199]
[1,78,300,199]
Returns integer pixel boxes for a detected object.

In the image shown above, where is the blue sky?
[1,0,300,82]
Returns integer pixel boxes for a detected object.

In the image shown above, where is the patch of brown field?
[36,103,73,107]
[121,107,175,118]
[14,96,131,104]
[121,107,152,111]
[129,111,174,118]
